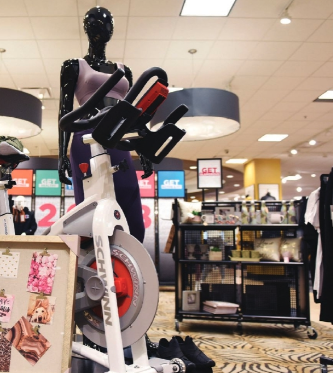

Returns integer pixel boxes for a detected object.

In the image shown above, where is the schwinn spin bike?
[18,66,184,373]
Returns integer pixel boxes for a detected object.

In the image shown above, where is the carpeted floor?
[148,291,333,373]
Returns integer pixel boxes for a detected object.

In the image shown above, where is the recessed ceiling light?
[315,90,333,101]
[189,165,197,170]
[296,187,302,192]
[294,196,302,200]
[290,149,298,155]
[226,175,234,178]
[180,0,237,16]
[190,196,195,199]
[226,158,248,164]
[219,191,225,194]
[192,199,199,202]
[258,134,288,142]
[234,184,240,187]
[311,174,316,177]
[309,139,316,146]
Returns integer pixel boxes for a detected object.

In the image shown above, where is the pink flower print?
[26,252,58,295]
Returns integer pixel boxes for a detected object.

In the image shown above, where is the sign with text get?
[136,171,155,198]
[197,158,222,189]
[8,169,33,196]
[157,171,185,198]
[35,170,62,196]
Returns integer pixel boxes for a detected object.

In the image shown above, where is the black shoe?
[157,337,196,372]
[173,336,216,368]
[145,334,158,358]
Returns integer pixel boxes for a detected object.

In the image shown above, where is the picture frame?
[197,158,223,189]
[0,235,79,373]
[258,184,280,200]
[245,184,255,199]
[182,290,200,311]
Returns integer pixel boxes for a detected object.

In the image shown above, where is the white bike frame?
[47,135,160,373]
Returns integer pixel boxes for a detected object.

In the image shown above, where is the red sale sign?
[136,171,155,197]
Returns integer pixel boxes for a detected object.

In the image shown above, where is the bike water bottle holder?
[92,100,142,149]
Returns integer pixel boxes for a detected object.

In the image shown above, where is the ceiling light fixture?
[189,165,197,170]
[234,184,240,187]
[311,174,316,177]
[296,187,302,192]
[309,139,316,146]
[280,10,292,24]
[226,175,234,178]
[290,149,298,155]
[226,158,248,164]
[258,134,288,142]
[180,0,237,16]
[150,49,240,141]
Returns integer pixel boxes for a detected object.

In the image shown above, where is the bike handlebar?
[59,67,169,133]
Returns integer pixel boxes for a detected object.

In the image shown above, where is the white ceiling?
[1,0,333,200]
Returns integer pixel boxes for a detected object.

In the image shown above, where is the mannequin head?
[14,195,25,211]
[83,6,114,46]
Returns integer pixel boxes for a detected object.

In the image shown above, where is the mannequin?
[260,192,276,201]
[12,196,37,235]
[58,6,144,243]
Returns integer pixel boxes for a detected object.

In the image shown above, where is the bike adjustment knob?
[119,159,129,172]
[79,163,89,175]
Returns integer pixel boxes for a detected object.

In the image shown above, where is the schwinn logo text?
[95,235,112,326]
[112,248,139,306]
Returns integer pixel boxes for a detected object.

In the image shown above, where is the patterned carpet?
[148,291,333,373]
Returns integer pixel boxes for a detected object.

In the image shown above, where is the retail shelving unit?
[173,200,317,339]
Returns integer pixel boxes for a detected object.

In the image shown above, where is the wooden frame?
[0,235,79,373]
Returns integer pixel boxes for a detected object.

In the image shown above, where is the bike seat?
[0,141,29,168]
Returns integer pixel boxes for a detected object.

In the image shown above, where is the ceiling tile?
[4,59,45,75]
[0,41,41,58]
[208,41,258,59]
[308,20,333,42]
[25,0,78,16]
[296,76,333,91]
[271,101,307,113]
[105,40,125,60]
[0,73,16,88]
[31,17,80,40]
[311,62,333,77]
[13,73,49,88]
[127,17,177,39]
[282,89,325,102]
[249,41,302,60]
[42,59,65,75]
[292,0,333,19]
[289,42,333,61]
[263,19,323,42]
[174,17,226,40]
[273,60,323,77]
[230,0,284,18]
[38,40,82,59]
[219,18,275,40]
[77,0,131,17]
[124,58,164,81]
[0,17,34,39]
[236,60,283,76]
[166,40,214,59]
[125,40,169,59]
[260,76,305,90]
[129,0,182,16]
[232,75,268,90]
[0,0,28,16]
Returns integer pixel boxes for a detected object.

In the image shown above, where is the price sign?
[35,197,61,235]
[197,158,222,189]
[8,169,33,196]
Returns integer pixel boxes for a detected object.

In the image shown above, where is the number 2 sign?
[35,197,61,235]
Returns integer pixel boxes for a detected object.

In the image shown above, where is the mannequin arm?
[58,59,79,185]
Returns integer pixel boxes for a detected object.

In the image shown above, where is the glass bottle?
[241,201,249,224]
[260,200,268,224]
[281,200,288,224]
[249,201,256,224]
[287,199,296,224]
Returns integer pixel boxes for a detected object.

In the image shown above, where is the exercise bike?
[35,66,184,373]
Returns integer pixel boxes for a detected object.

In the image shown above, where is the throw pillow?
[178,200,202,223]
[280,238,302,262]
[254,237,281,261]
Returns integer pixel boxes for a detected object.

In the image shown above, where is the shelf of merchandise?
[173,199,317,338]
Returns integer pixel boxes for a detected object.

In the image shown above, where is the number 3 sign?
[35,197,61,235]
